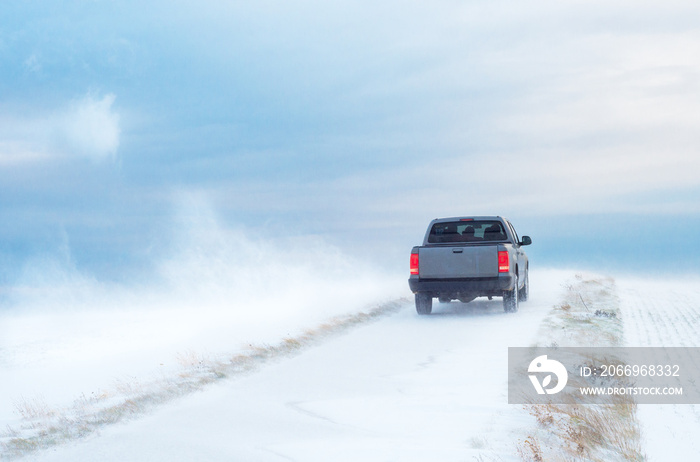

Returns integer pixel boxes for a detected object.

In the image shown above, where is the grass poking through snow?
[517,274,645,462]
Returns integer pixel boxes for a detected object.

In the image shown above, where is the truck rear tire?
[503,274,519,313]
[416,293,432,315]
[518,270,529,302]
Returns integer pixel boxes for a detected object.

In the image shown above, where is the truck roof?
[431,216,505,223]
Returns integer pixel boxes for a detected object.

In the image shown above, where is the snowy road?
[24,270,570,462]
[8,269,699,461]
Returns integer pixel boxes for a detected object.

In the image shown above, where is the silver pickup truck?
[408,216,531,315]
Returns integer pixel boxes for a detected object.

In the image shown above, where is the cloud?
[2,0,700,277]
[55,93,120,161]
[0,93,120,165]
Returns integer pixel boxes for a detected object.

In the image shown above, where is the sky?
[1,0,700,287]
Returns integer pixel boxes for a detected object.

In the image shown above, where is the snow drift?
[0,199,406,436]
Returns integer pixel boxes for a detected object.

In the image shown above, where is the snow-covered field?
[1,265,699,461]
[617,276,700,460]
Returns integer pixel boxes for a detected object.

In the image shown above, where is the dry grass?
[12,397,56,422]
[0,298,407,460]
[517,276,645,461]
[524,399,642,461]
[517,435,544,462]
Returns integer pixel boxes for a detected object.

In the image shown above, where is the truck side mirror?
[520,236,532,246]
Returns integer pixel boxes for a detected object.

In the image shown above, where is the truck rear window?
[427,221,508,244]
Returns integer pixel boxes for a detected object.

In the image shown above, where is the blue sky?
[1,0,700,284]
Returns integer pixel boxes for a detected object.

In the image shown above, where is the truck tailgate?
[419,245,499,278]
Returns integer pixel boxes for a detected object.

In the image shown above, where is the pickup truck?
[408,216,531,315]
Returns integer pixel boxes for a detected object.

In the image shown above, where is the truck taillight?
[410,253,419,275]
[498,251,509,273]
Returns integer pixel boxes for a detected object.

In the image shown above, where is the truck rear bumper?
[408,275,514,297]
